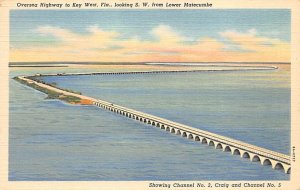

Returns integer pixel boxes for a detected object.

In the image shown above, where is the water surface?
[9,64,290,180]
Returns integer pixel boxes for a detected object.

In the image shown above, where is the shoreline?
[13,71,291,174]
[14,65,279,104]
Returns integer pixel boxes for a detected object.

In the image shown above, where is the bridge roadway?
[18,72,290,174]
[36,65,278,77]
[92,99,291,174]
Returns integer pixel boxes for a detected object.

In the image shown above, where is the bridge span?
[17,74,290,174]
[92,99,291,174]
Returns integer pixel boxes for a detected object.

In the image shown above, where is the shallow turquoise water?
[9,65,290,180]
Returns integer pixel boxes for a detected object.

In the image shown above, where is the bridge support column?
[91,101,291,175]
[282,164,291,174]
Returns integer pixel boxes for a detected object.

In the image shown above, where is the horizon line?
[9,61,291,64]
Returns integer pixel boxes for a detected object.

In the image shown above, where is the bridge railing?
[18,76,291,165]
[93,99,290,165]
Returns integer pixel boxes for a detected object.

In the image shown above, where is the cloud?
[219,29,290,61]
[151,24,186,43]
[10,25,290,62]
[36,26,73,39]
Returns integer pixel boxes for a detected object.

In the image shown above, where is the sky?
[10,9,290,63]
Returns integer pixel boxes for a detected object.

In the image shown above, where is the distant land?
[9,65,68,68]
[9,62,291,67]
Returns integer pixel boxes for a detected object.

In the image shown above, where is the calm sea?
[9,64,290,180]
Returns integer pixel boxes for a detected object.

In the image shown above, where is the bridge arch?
[223,146,231,152]
[262,158,272,166]
[92,100,291,174]
[241,152,250,159]
[215,143,223,149]
[232,149,241,155]
[194,136,201,142]
[208,140,215,147]
[171,128,176,133]
[188,134,194,140]
[251,155,261,162]
[274,162,284,171]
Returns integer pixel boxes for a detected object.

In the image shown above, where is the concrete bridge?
[37,65,278,77]
[17,72,290,174]
[93,99,291,174]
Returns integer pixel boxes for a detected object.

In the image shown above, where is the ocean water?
[9,64,290,180]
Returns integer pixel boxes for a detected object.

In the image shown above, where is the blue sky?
[10,10,291,62]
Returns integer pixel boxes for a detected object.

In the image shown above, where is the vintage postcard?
[0,0,300,189]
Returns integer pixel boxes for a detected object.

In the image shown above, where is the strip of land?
[13,66,291,174]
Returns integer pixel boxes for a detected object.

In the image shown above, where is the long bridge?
[16,69,291,174]
[92,99,291,174]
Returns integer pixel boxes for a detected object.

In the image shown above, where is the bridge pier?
[91,100,291,175]
[283,165,291,174]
